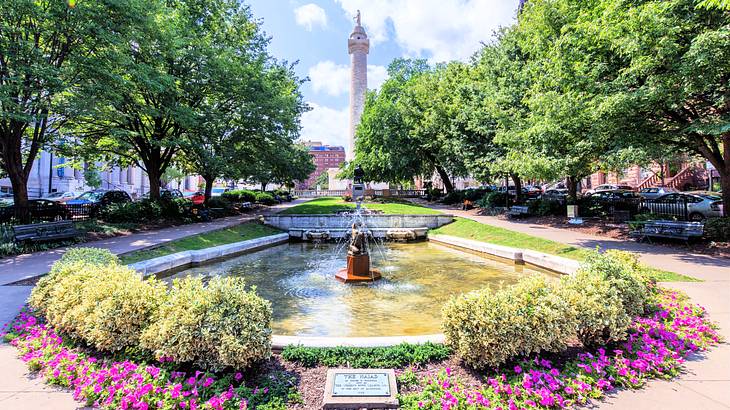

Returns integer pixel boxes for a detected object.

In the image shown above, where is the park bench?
[630,220,704,243]
[12,221,78,243]
[507,205,530,218]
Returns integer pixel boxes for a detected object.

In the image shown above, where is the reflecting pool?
[160,241,556,337]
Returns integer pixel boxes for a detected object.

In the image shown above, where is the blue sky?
[247,0,521,152]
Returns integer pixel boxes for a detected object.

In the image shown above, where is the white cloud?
[308,60,388,96]
[300,102,350,150]
[335,0,518,62]
[294,3,328,31]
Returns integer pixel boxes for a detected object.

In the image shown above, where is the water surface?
[162,241,554,337]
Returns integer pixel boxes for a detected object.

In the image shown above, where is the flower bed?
[399,290,721,409]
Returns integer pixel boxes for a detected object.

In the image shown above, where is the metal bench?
[12,221,79,243]
[630,220,704,243]
[507,205,530,218]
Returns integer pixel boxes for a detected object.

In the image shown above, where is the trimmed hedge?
[705,217,730,242]
[442,276,575,369]
[141,276,272,371]
[442,250,655,368]
[254,192,277,205]
[282,342,451,368]
[222,189,257,203]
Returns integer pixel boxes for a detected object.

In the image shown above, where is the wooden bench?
[630,220,704,243]
[12,221,79,243]
[507,205,530,218]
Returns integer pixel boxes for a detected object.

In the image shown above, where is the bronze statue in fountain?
[335,221,382,283]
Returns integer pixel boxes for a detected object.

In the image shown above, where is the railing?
[294,190,348,198]
[638,197,690,221]
[0,203,94,225]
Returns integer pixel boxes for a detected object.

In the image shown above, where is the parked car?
[585,184,634,195]
[638,186,677,200]
[66,190,132,216]
[211,187,230,197]
[524,185,543,199]
[42,191,83,203]
[184,191,205,205]
[0,193,13,206]
[541,188,569,202]
[0,199,72,223]
[640,192,722,221]
[140,189,183,200]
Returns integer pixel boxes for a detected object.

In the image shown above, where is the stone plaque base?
[322,369,398,409]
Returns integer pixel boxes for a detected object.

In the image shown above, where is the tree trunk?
[203,175,214,204]
[435,165,454,193]
[720,172,730,217]
[566,175,579,201]
[261,181,268,192]
[511,173,523,204]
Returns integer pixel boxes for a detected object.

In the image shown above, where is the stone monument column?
[348,10,369,161]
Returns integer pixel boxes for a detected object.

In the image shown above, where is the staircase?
[637,166,696,191]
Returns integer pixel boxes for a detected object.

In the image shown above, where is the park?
[0,1,729,409]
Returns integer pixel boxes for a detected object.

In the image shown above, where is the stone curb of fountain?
[128,233,290,276]
[428,234,581,276]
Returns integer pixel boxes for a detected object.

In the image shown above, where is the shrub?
[29,248,119,316]
[222,189,257,203]
[527,198,565,216]
[142,276,272,370]
[560,269,631,347]
[159,197,191,219]
[78,266,166,352]
[206,196,232,210]
[100,199,162,223]
[705,217,730,242]
[577,250,653,318]
[441,191,465,205]
[442,276,575,369]
[254,192,277,205]
[43,262,104,337]
[282,342,451,368]
[477,191,512,209]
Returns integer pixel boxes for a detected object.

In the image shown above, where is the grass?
[280,197,441,215]
[119,222,281,264]
[432,217,700,282]
[281,342,451,368]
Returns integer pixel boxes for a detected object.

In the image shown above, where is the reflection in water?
[160,242,556,337]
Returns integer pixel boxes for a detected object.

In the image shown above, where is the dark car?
[585,190,641,214]
[0,199,72,223]
[140,189,183,200]
[66,190,132,216]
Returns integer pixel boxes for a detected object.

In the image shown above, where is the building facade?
[299,141,346,189]
[0,150,201,198]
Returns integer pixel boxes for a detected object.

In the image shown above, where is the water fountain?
[334,166,382,283]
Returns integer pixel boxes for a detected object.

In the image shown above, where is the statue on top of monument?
[355,10,361,26]
[353,164,365,184]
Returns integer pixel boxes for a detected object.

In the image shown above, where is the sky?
[246,0,522,153]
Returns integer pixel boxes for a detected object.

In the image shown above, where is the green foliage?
[83,168,102,189]
[477,191,512,209]
[222,189,257,203]
[99,200,161,223]
[527,199,565,216]
[254,192,277,205]
[281,343,451,368]
[704,217,730,241]
[29,248,119,316]
[442,276,576,369]
[314,171,329,189]
[441,191,465,205]
[141,276,272,371]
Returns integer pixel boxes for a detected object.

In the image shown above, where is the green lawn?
[432,218,699,282]
[119,222,281,264]
[280,197,442,215]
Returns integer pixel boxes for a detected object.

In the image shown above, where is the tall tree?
[0,0,146,207]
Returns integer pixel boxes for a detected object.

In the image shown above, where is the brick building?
[299,141,346,189]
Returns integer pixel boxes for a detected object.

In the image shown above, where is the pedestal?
[336,254,381,283]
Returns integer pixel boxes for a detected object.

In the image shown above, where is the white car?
[585,184,634,195]
[638,187,676,200]
[42,191,82,203]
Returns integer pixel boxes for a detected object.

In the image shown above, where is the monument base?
[335,254,381,283]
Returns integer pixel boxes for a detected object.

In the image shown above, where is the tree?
[353,59,468,193]
[532,0,730,213]
[70,0,262,200]
[315,171,329,189]
[245,142,314,191]
[0,0,147,208]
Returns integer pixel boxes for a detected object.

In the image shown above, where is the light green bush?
[578,250,652,317]
[142,276,272,371]
[560,269,631,347]
[79,266,166,351]
[442,276,575,369]
[29,248,118,315]
[43,262,101,337]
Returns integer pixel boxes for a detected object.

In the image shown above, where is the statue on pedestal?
[348,222,367,255]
